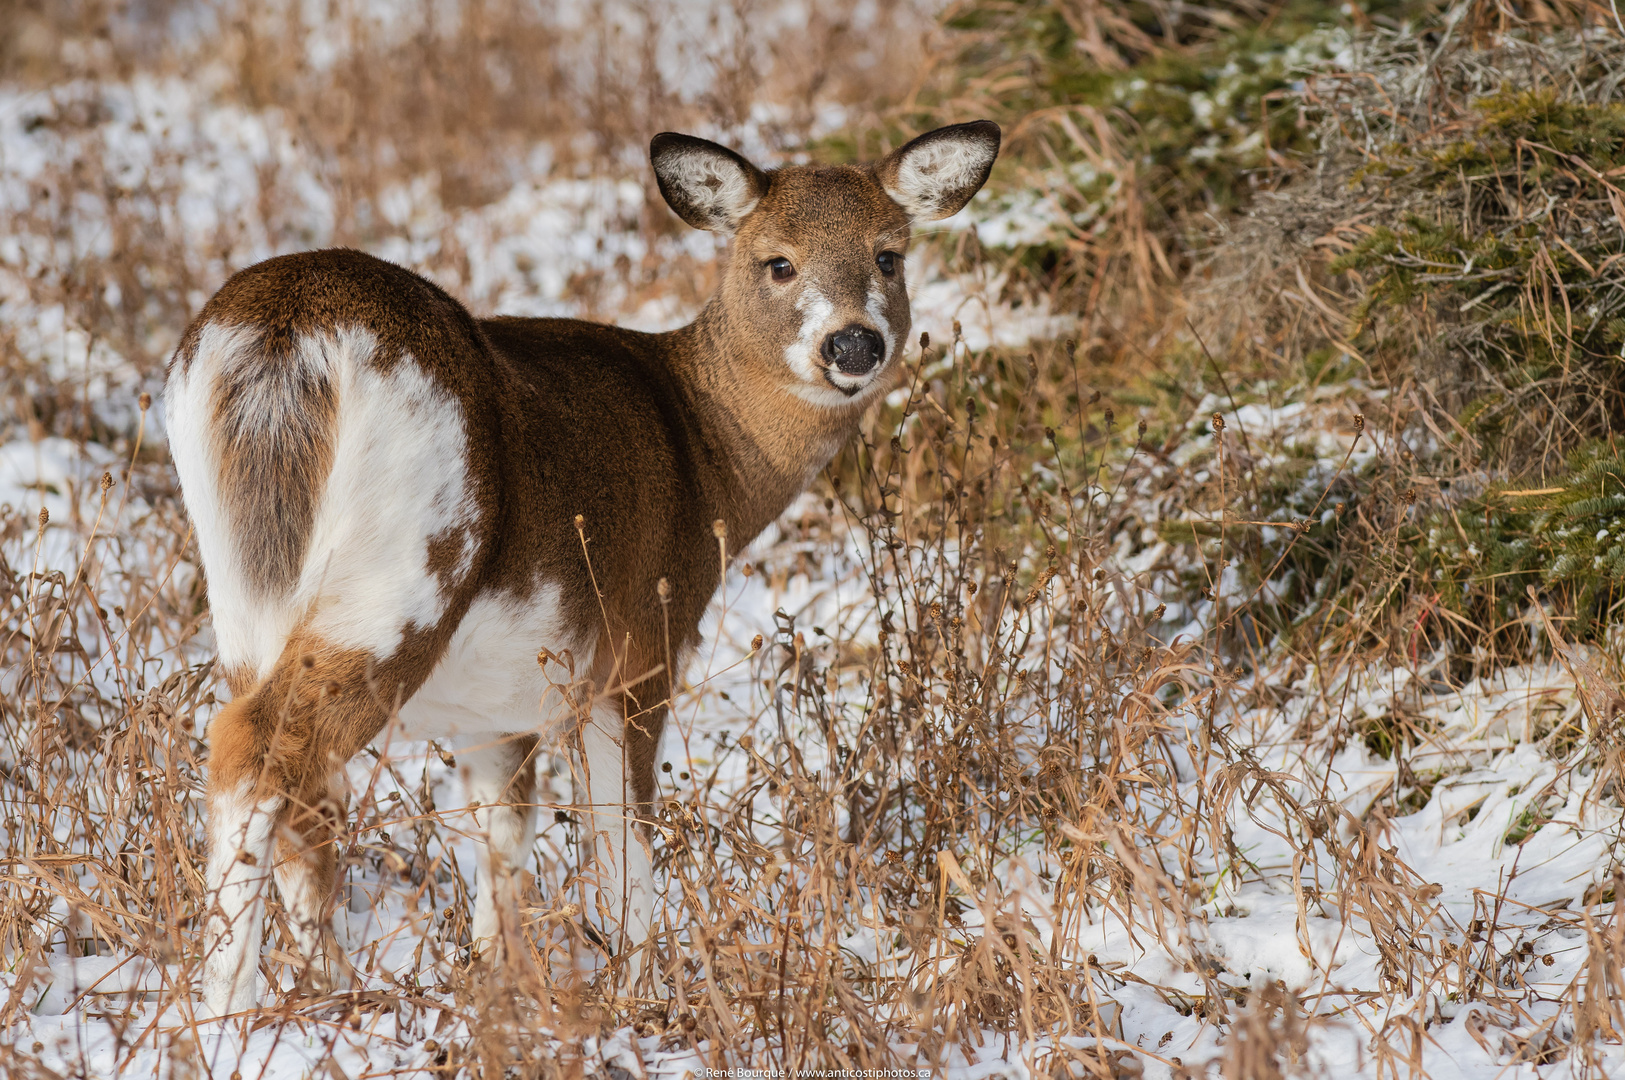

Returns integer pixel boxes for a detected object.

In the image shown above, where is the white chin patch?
[787,379,869,409]
[825,368,872,395]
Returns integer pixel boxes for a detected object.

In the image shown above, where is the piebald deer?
[166,121,1000,1015]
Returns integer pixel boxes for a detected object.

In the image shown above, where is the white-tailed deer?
[165,121,999,1015]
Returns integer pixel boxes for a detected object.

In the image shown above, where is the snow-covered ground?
[8,396,1624,1078]
[3,30,1624,1080]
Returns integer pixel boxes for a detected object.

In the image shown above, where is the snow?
[5,457,1625,1073]
[4,27,1625,1080]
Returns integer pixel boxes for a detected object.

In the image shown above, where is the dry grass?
[4,2,1625,1077]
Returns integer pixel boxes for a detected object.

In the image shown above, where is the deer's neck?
[666,309,859,549]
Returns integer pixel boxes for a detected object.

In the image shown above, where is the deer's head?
[652,121,1001,408]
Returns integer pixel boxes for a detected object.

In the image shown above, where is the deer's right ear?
[650,133,768,234]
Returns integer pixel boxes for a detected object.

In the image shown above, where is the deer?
[164,120,1000,1016]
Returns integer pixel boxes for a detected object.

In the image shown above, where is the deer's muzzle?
[821,325,885,376]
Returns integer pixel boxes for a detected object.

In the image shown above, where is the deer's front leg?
[458,733,540,958]
[578,699,655,990]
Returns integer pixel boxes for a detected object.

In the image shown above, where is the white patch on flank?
[202,781,282,1017]
[885,132,997,221]
[663,147,760,232]
[398,582,585,742]
[297,341,477,660]
[168,324,479,683]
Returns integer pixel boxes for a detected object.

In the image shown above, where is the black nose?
[820,325,885,376]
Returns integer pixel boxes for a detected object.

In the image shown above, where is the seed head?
[657,577,670,601]
[100,471,113,493]
[1353,413,1366,434]
[574,513,584,531]
[1212,412,1225,435]
[138,391,151,411]
[750,633,763,652]
[712,518,727,540]
[919,331,930,350]
[38,507,48,528]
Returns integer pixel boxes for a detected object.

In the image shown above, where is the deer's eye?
[767,258,796,281]
[876,251,901,277]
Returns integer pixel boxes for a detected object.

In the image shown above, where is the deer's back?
[167,249,718,738]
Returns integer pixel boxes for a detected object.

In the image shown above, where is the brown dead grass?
[3,2,1625,1078]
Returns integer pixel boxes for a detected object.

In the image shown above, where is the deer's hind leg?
[202,636,431,1016]
[172,319,494,1015]
[272,776,348,995]
[201,717,283,1018]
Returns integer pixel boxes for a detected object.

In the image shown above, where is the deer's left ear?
[876,120,1001,222]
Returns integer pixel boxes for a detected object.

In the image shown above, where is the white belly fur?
[397,583,589,742]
